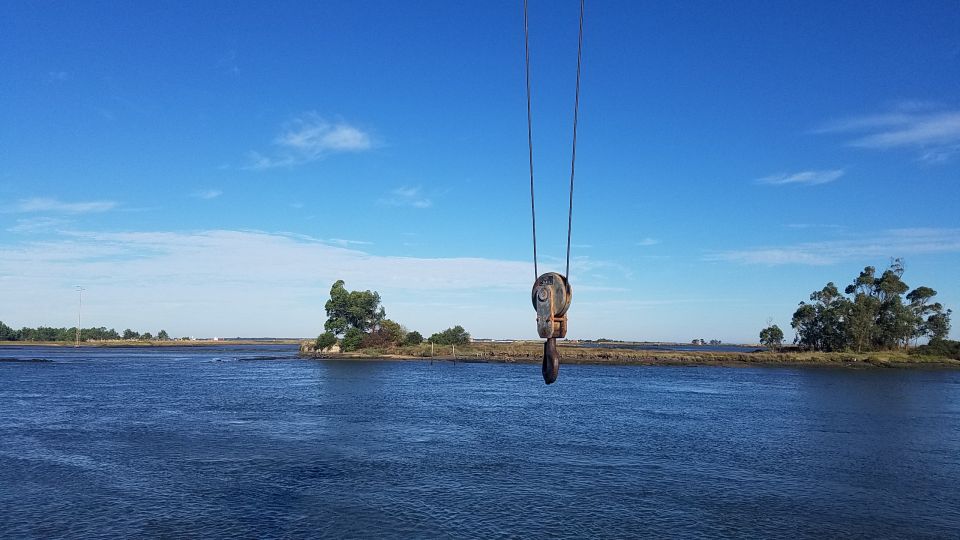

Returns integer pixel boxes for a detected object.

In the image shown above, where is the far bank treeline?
[311,280,470,353]
[759,259,956,357]
[0,323,171,342]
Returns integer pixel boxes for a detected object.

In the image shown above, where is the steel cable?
[524,0,538,280]
[524,0,583,281]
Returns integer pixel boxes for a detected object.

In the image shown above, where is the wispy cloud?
[6,217,69,233]
[191,189,222,200]
[327,238,373,247]
[247,112,372,169]
[756,169,844,186]
[3,229,530,290]
[46,71,69,82]
[708,228,960,266]
[636,237,660,246]
[10,198,118,214]
[785,223,842,230]
[816,106,960,162]
[379,186,432,208]
[0,226,680,339]
[0,229,532,334]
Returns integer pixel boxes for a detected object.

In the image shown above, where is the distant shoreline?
[301,341,960,370]
[4,340,956,369]
[309,354,960,370]
[0,339,302,347]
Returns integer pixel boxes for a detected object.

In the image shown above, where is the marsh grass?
[304,340,960,368]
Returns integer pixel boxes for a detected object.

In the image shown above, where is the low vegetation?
[910,339,960,360]
[302,338,960,368]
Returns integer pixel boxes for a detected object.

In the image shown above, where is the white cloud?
[246,112,372,169]
[708,228,960,266]
[191,189,222,200]
[0,228,634,338]
[6,217,69,233]
[379,186,432,208]
[10,198,118,214]
[756,169,844,186]
[636,237,660,246]
[816,107,960,161]
[0,229,529,337]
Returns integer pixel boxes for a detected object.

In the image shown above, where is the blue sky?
[2,1,958,342]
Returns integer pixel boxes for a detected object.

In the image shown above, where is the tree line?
[314,280,471,352]
[759,259,952,352]
[0,322,171,342]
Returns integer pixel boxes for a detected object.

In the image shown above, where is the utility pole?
[75,286,85,348]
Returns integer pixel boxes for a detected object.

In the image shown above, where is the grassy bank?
[302,340,960,369]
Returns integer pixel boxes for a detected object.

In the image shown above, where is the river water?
[2,345,959,538]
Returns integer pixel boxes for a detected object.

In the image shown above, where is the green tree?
[123,329,139,340]
[927,308,952,342]
[358,319,406,348]
[0,321,18,341]
[877,297,917,350]
[315,331,337,351]
[403,331,423,346]
[141,332,154,340]
[341,328,365,352]
[845,267,880,352]
[907,286,937,314]
[157,329,170,340]
[324,280,385,336]
[791,260,952,352]
[759,325,784,351]
[846,294,879,353]
[874,261,913,349]
[907,286,942,344]
[379,319,405,345]
[792,283,849,352]
[428,325,471,345]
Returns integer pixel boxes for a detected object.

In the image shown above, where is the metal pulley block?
[532,272,571,384]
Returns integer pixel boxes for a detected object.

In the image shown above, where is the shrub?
[403,331,423,346]
[910,339,960,360]
[341,328,365,352]
[428,325,471,345]
[315,332,337,351]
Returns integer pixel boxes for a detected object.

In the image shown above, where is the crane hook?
[532,272,571,384]
[543,337,560,384]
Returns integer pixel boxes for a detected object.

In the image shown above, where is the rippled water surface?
[2,345,960,538]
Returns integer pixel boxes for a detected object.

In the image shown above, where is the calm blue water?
[2,345,959,538]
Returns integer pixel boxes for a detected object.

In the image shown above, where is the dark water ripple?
[1,345,959,538]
